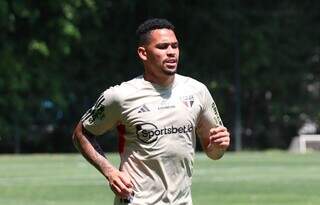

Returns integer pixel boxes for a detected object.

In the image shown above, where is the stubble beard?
[162,69,177,76]
[162,63,178,76]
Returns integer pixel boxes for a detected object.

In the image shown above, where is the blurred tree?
[0,0,319,152]
[237,1,320,149]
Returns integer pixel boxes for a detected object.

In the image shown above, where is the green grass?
[0,152,320,205]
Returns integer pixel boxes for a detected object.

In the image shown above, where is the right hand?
[107,169,134,199]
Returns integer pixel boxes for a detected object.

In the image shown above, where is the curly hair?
[136,18,175,46]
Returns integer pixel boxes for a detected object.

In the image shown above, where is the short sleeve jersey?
[81,74,223,205]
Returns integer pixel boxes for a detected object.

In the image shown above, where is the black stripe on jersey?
[81,94,106,122]
[211,101,223,126]
[94,95,105,108]
[81,109,93,122]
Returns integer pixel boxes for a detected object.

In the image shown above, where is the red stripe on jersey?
[117,124,126,155]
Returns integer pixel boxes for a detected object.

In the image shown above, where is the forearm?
[72,122,116,179]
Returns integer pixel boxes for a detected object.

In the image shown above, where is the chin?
[163,68,177,76]
[163,70,176,76]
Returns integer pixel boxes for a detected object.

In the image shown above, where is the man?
[73,18,230,205]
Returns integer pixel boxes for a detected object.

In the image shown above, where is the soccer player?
[73,18,230,205]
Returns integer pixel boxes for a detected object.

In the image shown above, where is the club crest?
[180,95,194,108]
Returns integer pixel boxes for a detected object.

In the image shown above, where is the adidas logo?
[138,104,150,113]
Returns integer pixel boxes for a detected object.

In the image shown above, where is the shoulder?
[176,74,208,92]
[176,74,214,106]
[101,76,145,102]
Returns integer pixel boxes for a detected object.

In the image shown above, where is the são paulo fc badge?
[180,95,194,108]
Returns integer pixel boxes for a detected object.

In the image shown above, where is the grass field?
[0,151,319,205]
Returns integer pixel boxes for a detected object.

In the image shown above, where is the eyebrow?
[156,42,179,47]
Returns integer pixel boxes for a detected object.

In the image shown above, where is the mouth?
[164,59,177,68]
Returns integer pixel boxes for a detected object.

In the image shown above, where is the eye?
[171,42,179,49]
[156,43,169,49]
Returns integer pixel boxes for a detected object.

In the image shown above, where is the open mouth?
[164,59,177,68]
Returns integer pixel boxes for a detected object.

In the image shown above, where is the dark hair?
[136,18,175,46]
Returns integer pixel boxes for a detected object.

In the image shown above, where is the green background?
[1,152,319,205]
[1,0,320,153]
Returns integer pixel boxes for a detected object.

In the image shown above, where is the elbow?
[72,130,79,150]
[72,131,78,146]
[72,122,83,149]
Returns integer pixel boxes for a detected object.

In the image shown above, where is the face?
[138,29,179,78]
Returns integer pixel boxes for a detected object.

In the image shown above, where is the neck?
[143,72,175,87]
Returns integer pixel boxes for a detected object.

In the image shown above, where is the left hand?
[207,126,230,151]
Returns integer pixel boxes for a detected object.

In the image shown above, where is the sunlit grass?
[0,151,319,205]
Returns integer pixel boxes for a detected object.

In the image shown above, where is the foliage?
[0,0,319,152]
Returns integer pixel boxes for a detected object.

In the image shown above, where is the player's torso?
[118,76,203,158]
[114,75,203,205]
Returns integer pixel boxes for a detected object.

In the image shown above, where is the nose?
[167,45,176,56]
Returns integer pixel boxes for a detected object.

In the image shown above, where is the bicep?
[196,110,215,149]
[196,86,223,146]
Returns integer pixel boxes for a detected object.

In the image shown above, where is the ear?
[137,46,147,61]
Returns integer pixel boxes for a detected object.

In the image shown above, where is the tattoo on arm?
[83,128,106,158]
[73,123,118,180]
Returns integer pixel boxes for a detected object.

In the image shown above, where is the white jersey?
[82,74,223,205]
